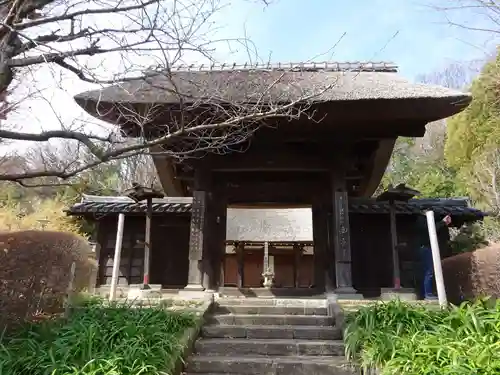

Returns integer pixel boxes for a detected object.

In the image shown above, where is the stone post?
[262,241,274,288]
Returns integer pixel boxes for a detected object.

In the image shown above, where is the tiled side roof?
[66,195,485,242]
[68,201,192,214]
[350,199,485,217]
[67,194,192,214]
[67,195,485,218]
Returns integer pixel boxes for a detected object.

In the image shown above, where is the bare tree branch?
[429,0,500,35]
[0,0,345,188]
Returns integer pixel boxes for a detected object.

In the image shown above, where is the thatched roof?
[74,61,470,107]
[67,195,486,242]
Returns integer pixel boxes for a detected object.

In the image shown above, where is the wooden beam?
[150,145,184,196]
[223,181,323,204]
[205,146,336,172]
[359,139,397,197]
[251,120,427,142]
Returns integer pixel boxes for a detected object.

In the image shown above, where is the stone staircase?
[184,297,357,375]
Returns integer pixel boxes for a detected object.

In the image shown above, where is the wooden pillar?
[184,189,206,291]
[212,187,227,291]
[88,221,100,293]
[236,243,244,288]
[293,244,302,288]
[220,257,225,288]
[312,202,330,292]
[183,166,219,292]
[202,201,216,290]
[331,171,357,295]
[389,201,401,289]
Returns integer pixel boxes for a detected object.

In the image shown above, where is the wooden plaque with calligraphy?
[334,191,352,262]
[188,190,206,261]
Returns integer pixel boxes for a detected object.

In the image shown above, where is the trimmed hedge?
[442,243,500,304]
[0,230,96,329]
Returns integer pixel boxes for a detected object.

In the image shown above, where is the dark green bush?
[0,299,198,375]
[344,299,500,375]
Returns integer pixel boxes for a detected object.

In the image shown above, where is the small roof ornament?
[376,183,421,203]
[123,182,165,202]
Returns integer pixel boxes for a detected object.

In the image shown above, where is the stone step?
[195,338,345,357]
[186,355,357,374]
[206,314,334,326]
[215,298,327,307]
[202,324,342,340]
[215,304,327,316]
[219,287,325,299]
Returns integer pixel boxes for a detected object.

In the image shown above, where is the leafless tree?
[416,60,484,90]
[22,139,159,193]
[429,0,500,35]
[0,0,337,186]
[471,148,500,214]
[413,60,483,161]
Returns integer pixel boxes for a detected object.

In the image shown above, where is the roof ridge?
[163,61,398,73]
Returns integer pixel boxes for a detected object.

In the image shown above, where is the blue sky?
[215,0,498,80]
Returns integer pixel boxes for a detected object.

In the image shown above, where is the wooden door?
[243,252,263,287]
[273,254,294,288]
[224,254,239,286]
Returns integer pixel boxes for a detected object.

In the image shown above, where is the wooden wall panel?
[97,216,190,288]
[273,254,294,288]
[243,253,263,287]
[224,254,239,286]
[298,255,314,287]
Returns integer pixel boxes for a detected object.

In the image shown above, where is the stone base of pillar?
[127,284,162,300]
[178,284,213,300]
[334,286,363,300]
[182,283,205,291]
[380,287,418,301]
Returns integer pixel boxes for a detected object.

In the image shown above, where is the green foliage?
[449,222,489,254]
[0,299,198,375]
[344,299,500,375]
[381,138,463,198]
[446,51,500,170]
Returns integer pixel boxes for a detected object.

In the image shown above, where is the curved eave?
[359,139,397,197]
[74,93,472,130]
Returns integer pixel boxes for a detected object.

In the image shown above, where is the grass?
[344,298,500,375]
[0,297,199,375]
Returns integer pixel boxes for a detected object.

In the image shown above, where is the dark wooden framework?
[69,192,485,297]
